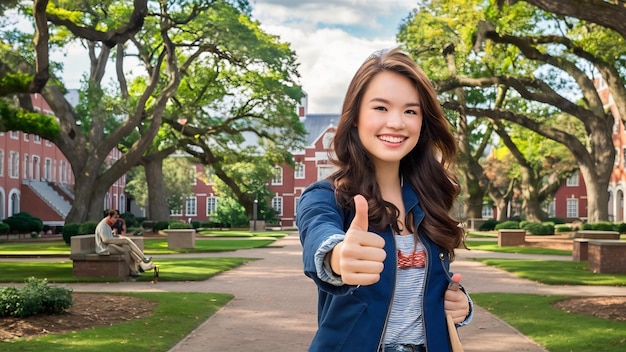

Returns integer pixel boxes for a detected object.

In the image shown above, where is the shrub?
[190,221,201,229]
[618,223,626,234]
[0,222,9,233]
[120,212,138,227]
[555,225,572,232]
[168,221,193,229]
[478,219,499,231]
[62,223,81,244]
[584,222,617,231]
[545,217,566,224]
[3,212,43,233]
[0,277,72,318]
[494,221,520,230]
[154,221,170,231]
[78,221,98,235]
[523,222,554,235]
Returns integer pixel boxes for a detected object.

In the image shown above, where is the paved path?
[5,234,626,351]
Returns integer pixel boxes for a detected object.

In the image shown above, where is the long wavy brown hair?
[329,47,463,252]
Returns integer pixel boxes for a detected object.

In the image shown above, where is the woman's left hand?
[444,273,470,324]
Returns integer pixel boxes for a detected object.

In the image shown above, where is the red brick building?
[0,94,126,226]
[168,96,339,228]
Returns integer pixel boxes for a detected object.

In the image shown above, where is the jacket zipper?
[377,232,398,351]
[420,232,430,351]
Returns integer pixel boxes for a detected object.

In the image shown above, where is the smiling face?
[356,70,422,171]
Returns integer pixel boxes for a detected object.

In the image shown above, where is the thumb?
[349,194,369,232]
[448,273,462,291]
[451,273,462,283]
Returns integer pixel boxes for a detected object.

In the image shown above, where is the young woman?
[296,48,472,352]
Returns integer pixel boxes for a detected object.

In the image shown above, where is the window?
[272,196,283,216]
[623,148,626,168]
[34,135,41,143]
[23,154,29,179]
[44,158,52,180]
[615,148,620,166]
[322,132,334,149]
[272,166,283,185]
[170,206,183,216]
[9,151,19,178]
[24,134,29,141]
[206,197,218,215]
[566,198,579,218]
[185,196,197,216]
[205,167,215,185]
[0,149,4,176]
[190,167,197,185]
[481,205,494,219]
[10,131,18,139]
[294,162,305,179]
[60,160,67,184]
[317,166,335,181]
[294,197,300,216]
[566,171,579,187]
[119,194,126,214]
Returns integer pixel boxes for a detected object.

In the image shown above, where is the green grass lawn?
[472,293,626,352]
[475,258,626,286]
[0,257,253,283]
[0,237,276,255]
[197,230,288,238]
[464,240,571,255]
[0,292,233,352]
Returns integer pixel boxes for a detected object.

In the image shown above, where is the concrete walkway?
[6,234,626,351]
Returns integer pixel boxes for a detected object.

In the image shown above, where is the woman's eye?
[374,106,387,111]
[405,109,418,115]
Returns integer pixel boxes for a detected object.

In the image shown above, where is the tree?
[125,156,194,215]
[106,0,305,220]
[399,0,626,222]
[6,0,303,223]
[516,0,626,40]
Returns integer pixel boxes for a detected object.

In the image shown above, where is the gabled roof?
[302,113,340,146]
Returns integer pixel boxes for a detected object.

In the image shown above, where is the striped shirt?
[383,234,425,345]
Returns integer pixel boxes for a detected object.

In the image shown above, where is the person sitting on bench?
[95,209,154,277]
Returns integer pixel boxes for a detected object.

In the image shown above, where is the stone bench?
[588,240,626,274]
[572,238,590,262]
[574,230,620,240]
[164,229,196,249]
[497,229,526,246]
[69,234,144,278]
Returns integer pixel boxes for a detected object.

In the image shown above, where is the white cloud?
[252,0,414,113]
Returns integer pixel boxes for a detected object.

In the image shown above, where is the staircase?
[23,180,72,218]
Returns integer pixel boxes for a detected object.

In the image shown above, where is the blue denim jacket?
[297,180,471,352]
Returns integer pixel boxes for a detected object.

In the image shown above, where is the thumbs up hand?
[330,195,386,285]
[445,273,470,324]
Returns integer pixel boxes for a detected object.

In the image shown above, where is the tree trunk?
[145,158,171,222]
[579,164,610,223]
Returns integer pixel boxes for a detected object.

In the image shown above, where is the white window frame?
[272,196,283,216]
[185,196,197,216]
[294,162,305,179]
[9,151,19,179]
[206,196,218,215]
[566,198,579,218]
[272,166,283,185]
[566,171,579,187]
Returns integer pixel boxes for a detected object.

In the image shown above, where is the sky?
[26,0,416,115]
[250,0,416,113]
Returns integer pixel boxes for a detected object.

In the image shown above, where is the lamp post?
[253,199,258,232]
